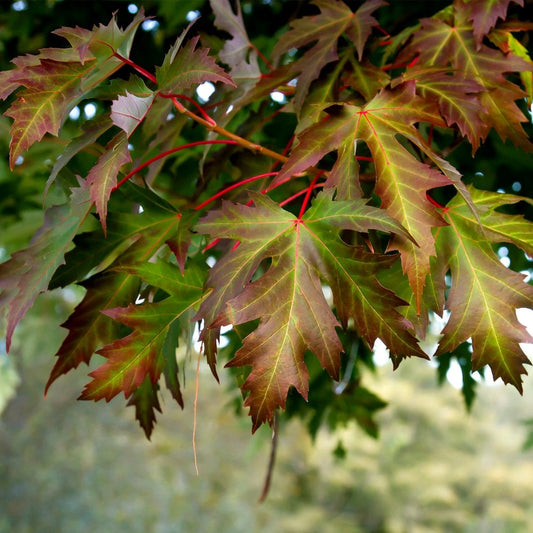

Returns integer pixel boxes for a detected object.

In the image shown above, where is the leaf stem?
[280,182,324,208]
[169,97,290,165]
[112,140,239,191]
[298,172,324,218]
[195,172,279,211]
[258,411,279,503]
[112,51,157,83]
[160,93,216,125]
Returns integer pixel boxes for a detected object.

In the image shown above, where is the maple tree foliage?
[0,0,532,444]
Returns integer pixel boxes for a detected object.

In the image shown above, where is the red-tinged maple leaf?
[54,9,146,84]
[272,0,385,109]
[86,132,132,233]
[156,35,235,94]
[435,187,533,392]
[0,187,92,351]
[395,69,487,150]
[79,262,204,404]
[45,270,141,394]
[273,83,451,311]
[196,191,423,430]
[111,91,155,138]
[459,0,524,47]
[45,209,184,392]
[1,11,147,168]
[401,7,533,152]
[4,59,95,169]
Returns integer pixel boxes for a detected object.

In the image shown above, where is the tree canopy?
[0,0,532,453]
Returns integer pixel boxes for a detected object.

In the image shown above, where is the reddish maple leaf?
[79,262,204,404]
[4,60,94,169]
[461,0,525,47]
[273,0,385,109]
[196,191,424,430]
[111,91,155,138]
[273,83,451,311]
[86,132,132,233]
[401,3,533,152]
[45,208,184,392]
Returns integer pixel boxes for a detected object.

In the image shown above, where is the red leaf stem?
[251,43,274,71]
[195,172,279,211]
[279,182,324,208]
[298,171,325,218]
[112,140,239,191]
[112,52,157,83]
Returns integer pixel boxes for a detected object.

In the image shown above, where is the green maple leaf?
[435,187,533,392]
[273,83,452,311]
[156,35,235,94]
[273,0,385,109]
[79,262,204,405]
[45,116,113,194]
[196,191,424,431]
[0,187,92,351]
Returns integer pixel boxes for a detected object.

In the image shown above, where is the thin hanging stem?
[258,411,279,503]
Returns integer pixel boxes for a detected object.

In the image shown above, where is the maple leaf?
[273,83,451,310]
[45,270,141,394]
[395,69,487,150]
[127,377,162,440]
[210,0,260,81]
[1,11,146,168]
[54,9,146,86]
[45,116,113,194]
[435,187,533,392]
[0,187,92,351]
[196,191,423,430]
[401,5,533,152]
[4,60,95,169]
[45,206,184,392]
[111,91,155,138]
[273,0,385,109]
[86,132,132,233]
[156,35,235,94]
[460,0,524,47]
[79,261,204,404]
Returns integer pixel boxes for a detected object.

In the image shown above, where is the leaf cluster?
[0,0,532,440]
